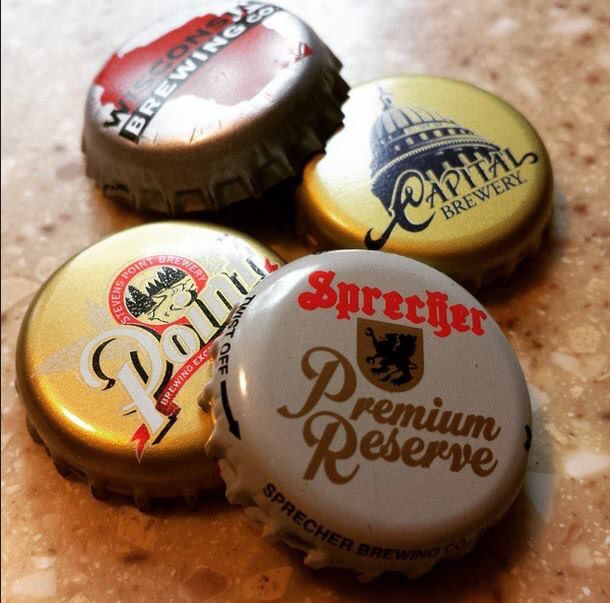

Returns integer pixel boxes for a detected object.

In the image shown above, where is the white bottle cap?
[204,250,531,578]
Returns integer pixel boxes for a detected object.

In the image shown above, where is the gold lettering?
[281,346,502,480]
[380,428,401,462]
[456,415,501,441]
[470,447,498,477]
[278,347,355,419]
[360,430,385,460]
[373,399,394,423]
[400,436,426,466]
[417,440,449,468]
[302,411,359,484]
[350,396,375,421]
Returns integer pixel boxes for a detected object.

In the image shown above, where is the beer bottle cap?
[83,2,348,214]
[16,222,281,509]
[204,250,531,578]
[296,76,553,289]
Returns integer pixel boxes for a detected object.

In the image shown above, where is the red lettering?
[298,270,337,311]
[449,304,470,332]
[470,308,487,336]
[297,272,487,336]
[361,286,381,316]
[426,291,451,337]
[383,291,403,320]
[336,282,360,320]
[405,294,425,324]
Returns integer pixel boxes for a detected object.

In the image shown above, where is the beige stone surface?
[1,1,609,601]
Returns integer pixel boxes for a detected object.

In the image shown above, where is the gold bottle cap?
[16,222,282,508]
[82,2,348,214]
[204,251,532,579]
[297,76,553,288]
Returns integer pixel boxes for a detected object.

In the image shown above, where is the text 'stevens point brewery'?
[16,222,281,508]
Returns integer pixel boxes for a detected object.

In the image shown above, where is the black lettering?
[451,199,466,214]
[441,169,461,197]
[167,44,190,60]
[472,185,491,202]
[425,179,449,207]
[504,148,539,168]
[184,27,212,46]
[463,194,476,209]
[511,170,526,185]
[440,205,455,220]
[339,538,353,551]
[488,150,510,177]
[365,170,434,250]
[490,179,504,194]
[293,510,306,526]
[103,99,129,129]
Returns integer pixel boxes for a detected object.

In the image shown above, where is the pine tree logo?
[124,266,198,325]
[125,284,155,317]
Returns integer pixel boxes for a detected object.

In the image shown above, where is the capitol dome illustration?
[370,88,500,213]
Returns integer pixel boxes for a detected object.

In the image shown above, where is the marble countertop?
[2,1,609,601]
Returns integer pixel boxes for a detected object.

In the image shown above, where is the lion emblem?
[357,318,424,392]
[365,327,418,385]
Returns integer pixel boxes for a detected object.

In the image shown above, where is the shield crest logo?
[357,318,424,392]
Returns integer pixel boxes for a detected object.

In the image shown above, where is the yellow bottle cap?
[16,222,281,508]
[297,76,553,288]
